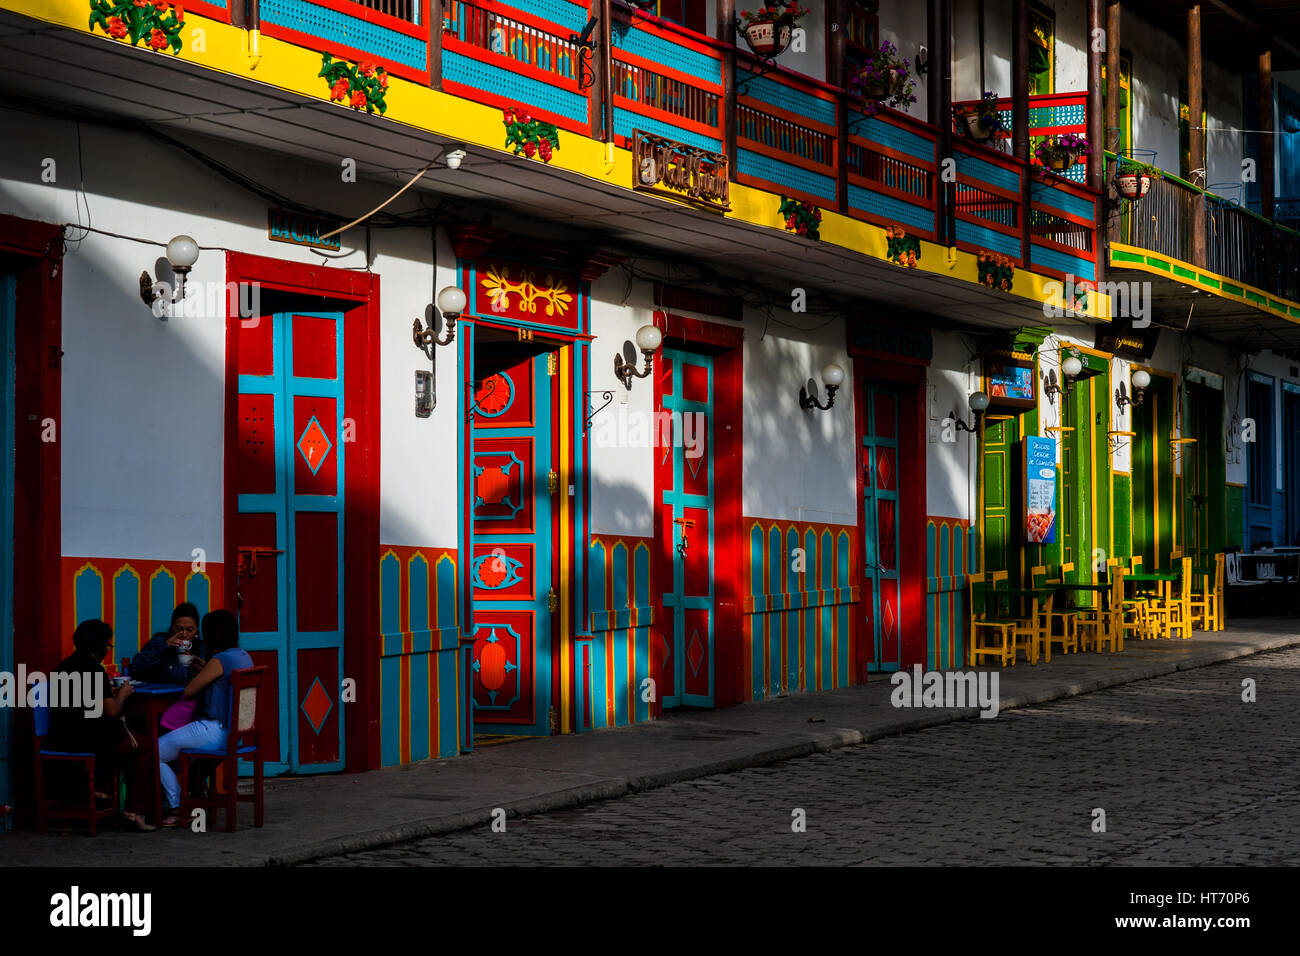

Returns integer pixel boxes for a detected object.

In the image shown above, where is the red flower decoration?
[519,111,532,124]
[174,4,184,20]
[359,62,377,77]
[538,139,553,162]
[350,91,368,109]
[133,0,149,6]
[523,140,537,158]
[153,0,168,8]
[107,15,128,38]
[330,78,350,101]
[379,73,388,89]
[503,108,516,123]
[148,27,169,49]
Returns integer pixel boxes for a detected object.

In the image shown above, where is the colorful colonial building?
[1,0,1298,821]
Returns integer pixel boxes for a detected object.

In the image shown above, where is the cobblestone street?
[313,648,1300,866]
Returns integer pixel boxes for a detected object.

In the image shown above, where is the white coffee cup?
[178,654,194,666]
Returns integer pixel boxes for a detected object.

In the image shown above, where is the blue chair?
[33,682,120,835]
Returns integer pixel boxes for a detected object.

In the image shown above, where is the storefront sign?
[1094,316,1160,361]
[268,209,342,250]
[985,351,1036,410]
[1024,436,1057,544]
[633,131,730,211]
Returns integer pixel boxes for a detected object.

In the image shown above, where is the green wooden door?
[983,417,1020,575]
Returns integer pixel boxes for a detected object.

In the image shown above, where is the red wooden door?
[235,311,345,773]
[468,353,556,735]
[655,348,714,707]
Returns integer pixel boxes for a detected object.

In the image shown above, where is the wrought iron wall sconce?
[615,325,662,390]
[570,16,599,91]
[413,286,466,351]
[139,234,199,318]
[1170,436,1197,465]
[1043,351,1083,406]
[1115,368,1151,410]
[950,390,990,431]
[799,363,845,412]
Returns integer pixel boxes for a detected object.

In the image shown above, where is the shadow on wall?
[744,330,856,521]
[590,472,655,537]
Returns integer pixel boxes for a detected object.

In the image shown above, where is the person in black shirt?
[129,602,205,685]
[48,620,156,831]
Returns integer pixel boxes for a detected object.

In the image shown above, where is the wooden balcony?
[1109,154,1300,302]
[238,0,1100,286]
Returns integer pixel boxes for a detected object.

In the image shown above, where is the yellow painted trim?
[4,0,1113,316]
[1110,242,1300,325]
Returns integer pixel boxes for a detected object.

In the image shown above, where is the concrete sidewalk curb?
[270,634,1300,866]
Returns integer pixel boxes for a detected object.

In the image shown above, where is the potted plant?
[1034,132,1092,172]
[955,91,1007,142]
[779,196,821,240]
[885,224,920,268]
[977,251,1015,292]
[739,3,809,59]
[849,40,918,116]
[1115,158,1160,200]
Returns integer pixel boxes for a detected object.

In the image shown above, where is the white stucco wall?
[925,330,978,522]
[0,109,454,560]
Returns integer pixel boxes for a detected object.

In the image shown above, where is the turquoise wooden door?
[235,311,345,774]
[0,272,14,823]
[657,348,715,707]
[468,352,555,735]
[863,386,902,671]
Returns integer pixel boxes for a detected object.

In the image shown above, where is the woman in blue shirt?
[156,609,252,827]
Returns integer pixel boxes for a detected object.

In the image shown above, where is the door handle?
[548,470,559,495]
[548,587,559,613]
[237,545,284,578]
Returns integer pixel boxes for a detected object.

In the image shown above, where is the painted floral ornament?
[89,0,185,54]
[977,251,1015,292]
[779,197,821,240]
[885,224,920,268]
[319,54,389,114]
[503,107,560,163]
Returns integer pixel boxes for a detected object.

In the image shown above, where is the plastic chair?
[968,573,1016,667]
[178,667,266,833]
[32,682,120,836]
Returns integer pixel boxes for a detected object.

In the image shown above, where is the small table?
[123,683,184,824]
[986,587,1055,619]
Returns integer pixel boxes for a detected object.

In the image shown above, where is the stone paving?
[4,619,1297,866]
[313,647,1300,866]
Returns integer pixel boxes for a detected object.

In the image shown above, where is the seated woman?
[47,619,156,831]
[156,609,252,828]
[129,602,204,684]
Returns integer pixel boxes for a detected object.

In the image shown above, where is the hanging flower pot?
[1033,133,1092,176]
[738,4,809,60]
[1116,172,1152,200]
[743,18,793,57]
[955,91,1007,142]
[965,112,994,141]
[861,67,899,100]
[849,41,917,117]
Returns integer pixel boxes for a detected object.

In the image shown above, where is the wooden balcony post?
[830,0,848,212]
[719,0,738,177]
[1087,0,1104,283]
[429,0,444,90]
[600,0,613,143]
[1261,50,1274,291]
[1013,0,1029,263]
[1260,51,1274,222]
[588,0,609,140]
[929,0,951,245]
[1105,1,1121,245]
[1188,3,1206,267]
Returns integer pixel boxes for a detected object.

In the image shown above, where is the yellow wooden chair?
[1189,553,1224,631]
[1011,590,1053,665]
[968,572,1016,667]
[1078,566,1122,652]
[1165,556,1194,639]
[1039,563,1079,655]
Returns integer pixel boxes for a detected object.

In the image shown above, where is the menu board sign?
[1025,436,1057,544]
[985,352,1036,410]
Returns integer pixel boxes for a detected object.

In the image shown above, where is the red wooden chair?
[32,683,120,836]
[178,666,266,833]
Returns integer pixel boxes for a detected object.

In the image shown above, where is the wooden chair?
[1012,590,1054,665]
[1190,553,1224,631]
[1038,564,1079,655]
[1078,568,1120,652]
[1165,556,1194,639]
[179,666,266,833]
[968,573,1017,668]
[32,683,120,836]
